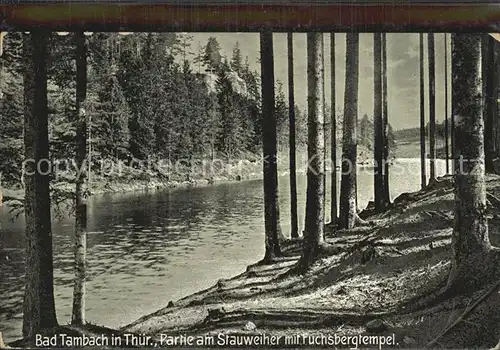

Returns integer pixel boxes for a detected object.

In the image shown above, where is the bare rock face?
[202,70,248,97]
[226,71,248,96]
[203,73,217,94]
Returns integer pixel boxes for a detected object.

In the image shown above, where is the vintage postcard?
[0,1,499,349]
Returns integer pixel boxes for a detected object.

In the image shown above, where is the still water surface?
[0,159,446,341]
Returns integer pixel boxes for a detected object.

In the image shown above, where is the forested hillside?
[0,33,309,191]
[0,32,397,193]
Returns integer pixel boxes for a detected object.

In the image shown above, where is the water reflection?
[0,159,446,341]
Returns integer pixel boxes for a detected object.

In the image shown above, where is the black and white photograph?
[0,2,500,348]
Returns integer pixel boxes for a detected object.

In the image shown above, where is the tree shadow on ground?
[181,213,456,310]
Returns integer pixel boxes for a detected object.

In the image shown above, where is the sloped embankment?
[123,174,500,348]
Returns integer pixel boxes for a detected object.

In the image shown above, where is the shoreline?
[0,156,448,212]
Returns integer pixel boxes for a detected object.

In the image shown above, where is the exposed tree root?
[317,242,343,256]
[284,241,346,276]
[446,248,500,294]
[343,232,379,256]
[194,308,386,332]
[286,237,303,243]
[487,192,500,207]
[397,276,449,314]
[251,255,297,268]
[354,214,375,227]
[427,176,450,190]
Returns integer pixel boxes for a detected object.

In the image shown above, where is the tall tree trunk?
[428,33,437,183]
[321,34,327,215]
[493,40,500,158]
[484,34,497,173]
[492,40,499,167]
[22,31,58,337]
[448,33,492,290]
[72,31,88,326]
[382,33,390,204]
[260,32,282,262]
[444,33,450,174]
[0,32,4,100]
[481,34,488,162]
[340,33,359,230]
[490,36,498,170]
[450,37,455,173]
[420,33,427,190]
[298,33,327,270]
[373,33,384,212]
[330,33,338,224]
[287,33,299,239]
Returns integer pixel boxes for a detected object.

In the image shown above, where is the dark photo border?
[0,1,499,32]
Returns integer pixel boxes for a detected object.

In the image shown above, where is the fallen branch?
[426,279,500,348]
[194,307,386,333]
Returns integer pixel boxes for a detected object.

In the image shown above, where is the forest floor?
[9,174,500,348]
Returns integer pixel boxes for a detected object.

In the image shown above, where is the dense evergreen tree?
[216,60,253,158]
[179,33,194,63]
[0,32,24,186]
[231,42,243,74]
[88,68,130,161]
[204,37,222,72]
[275,81,288,150]
[192,43,205,74]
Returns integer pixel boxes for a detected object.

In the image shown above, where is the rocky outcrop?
[202,70,248,97]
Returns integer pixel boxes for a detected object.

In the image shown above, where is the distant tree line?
[358,114,396,157]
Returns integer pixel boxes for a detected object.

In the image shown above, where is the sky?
[185,33,451,131]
